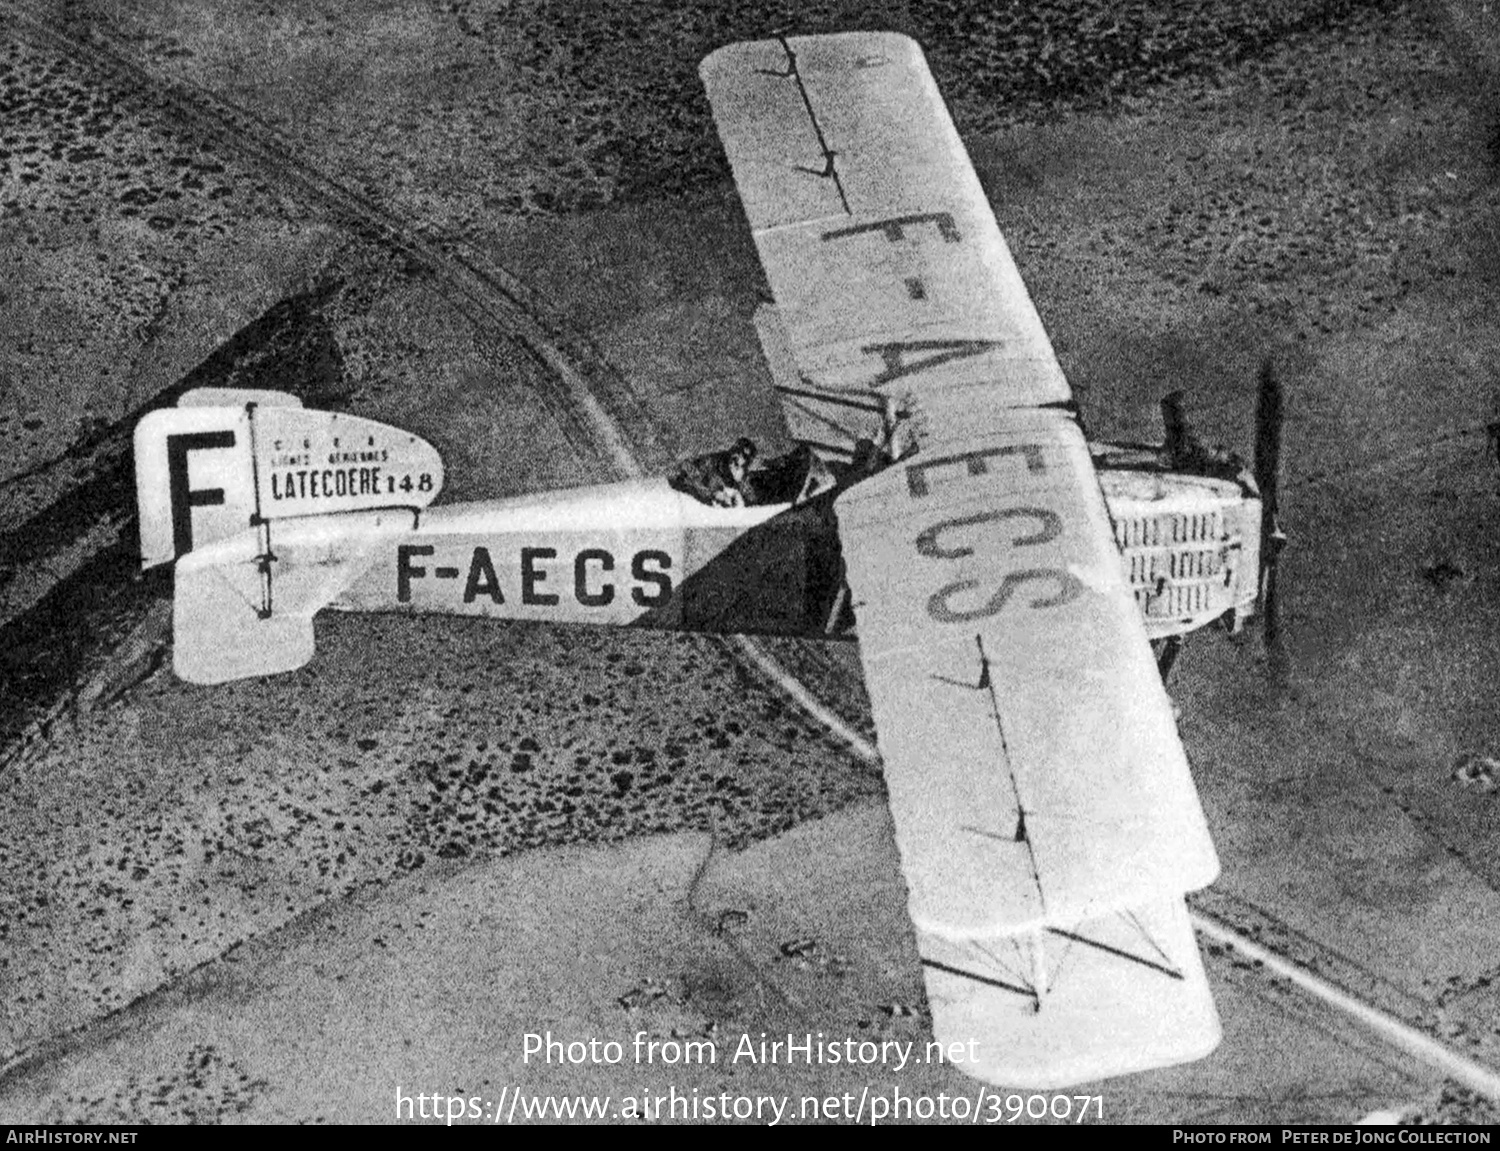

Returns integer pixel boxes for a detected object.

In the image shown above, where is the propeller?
[1252,359,1286,660]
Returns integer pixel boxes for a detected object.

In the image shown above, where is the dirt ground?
[2,0,1500,1126]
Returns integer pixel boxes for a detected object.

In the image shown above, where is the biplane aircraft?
[132,33,1283,1088]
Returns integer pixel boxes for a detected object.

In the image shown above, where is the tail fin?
[135,389,444,568]
[134,390,444,682]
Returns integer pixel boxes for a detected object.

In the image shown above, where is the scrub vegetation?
[1433,0,1500,164]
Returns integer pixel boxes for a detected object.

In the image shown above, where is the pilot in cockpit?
[670,437,758,507]
[671,437,837,509]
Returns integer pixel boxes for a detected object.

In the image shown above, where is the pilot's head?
[726,437,757,481]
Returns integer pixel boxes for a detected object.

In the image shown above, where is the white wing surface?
[702,33,1069,457]
[835,410,1218,937]
[703,31,1224,1084]
[921,898,1222,1087]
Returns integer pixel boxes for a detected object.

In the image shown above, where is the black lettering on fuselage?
[521,547,559,606]
[166,430,237,558]
[463,547,504,604]
[397,544,434,602]
[574,548,614,607]
[631,550,673,607]
[395,544,672,610]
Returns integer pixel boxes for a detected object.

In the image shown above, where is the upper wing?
[702,33,1219,939]
[836,409,1219,936]
[701,32,1070,458]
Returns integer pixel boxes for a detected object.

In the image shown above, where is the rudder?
[134,390,444,682]
[135,390,445,569]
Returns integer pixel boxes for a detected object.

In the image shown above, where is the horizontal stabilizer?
[172,510,414,684]
[175,556,315,684]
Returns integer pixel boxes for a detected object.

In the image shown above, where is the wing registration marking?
[905,445,1047,498]
[916,507,1060,557]
[915,507,1082,624]
[835,416,1114,657]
